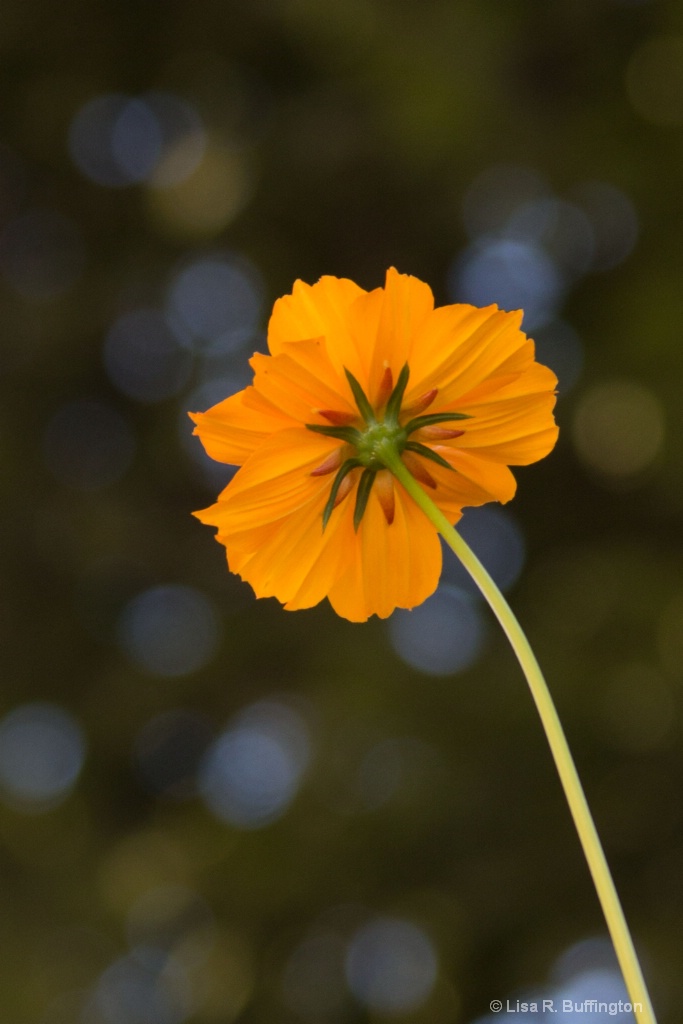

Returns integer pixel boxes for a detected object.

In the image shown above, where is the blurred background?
[1,0,682,1021]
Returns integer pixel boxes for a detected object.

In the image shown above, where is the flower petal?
[327,483,442,621]
[195,428,353,610]
[195,428,341,532]
[226,487,350,610]
[369,268,434,398]
[405,303,530,406]
[455,365,559,465]
[250,339,356,426]
[341,269,435,402]
[190,386,296,466]
[268,276,368,382]
[416,448,518,515]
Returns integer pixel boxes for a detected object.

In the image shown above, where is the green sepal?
[403,411,470,435]
[353,467,376,531]
[344,369,376,424]
[404,441,456,472]
[306,423,363,445]
[322,458,362,530]
[385,363,410,424]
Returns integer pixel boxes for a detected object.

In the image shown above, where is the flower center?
[306,364,468,531]
[355,420,408,470]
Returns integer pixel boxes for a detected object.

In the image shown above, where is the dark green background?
[1,0,681,1021]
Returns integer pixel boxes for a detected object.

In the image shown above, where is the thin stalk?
[384,449,657,1024]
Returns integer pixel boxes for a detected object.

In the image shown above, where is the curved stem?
[384,449,657,1024]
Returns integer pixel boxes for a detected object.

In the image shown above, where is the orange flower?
[191,269,558,622]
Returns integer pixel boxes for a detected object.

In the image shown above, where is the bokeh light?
[198,699,311,829]
[456,165,638,344]
[90,946,192,1024]
[68,92,206,189]
[118,585,221,677]
[69,93,143,188]
[167,252,264,356]
[467,937,637,1022]
[104,308,194,404]
[571,380,665,483]
[389,586,486,676]
[450,237,563,330]
[0,702,86,812]
[441,505,527,596]
[457,164,565,332]
[552,935,625,983]
[111,99,164,185]
[146,141,253,238]
[506,197,595,279]
[554,968,631,1022]
[345,917,438,1014]
[143,93,207,188]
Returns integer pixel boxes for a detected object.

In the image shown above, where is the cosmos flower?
[191,268,558,621]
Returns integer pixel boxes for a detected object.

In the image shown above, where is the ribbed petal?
[327,484,442,621]
[369,268,434,399]
[226,486,350,610]
[249,343,356,429]
[458,359,557,407]
[455,366,559,465]
[190,386,299,466]
[401,304,558,469]
[405,304,529,407]
[338,270,434,404]
[268,276,368,383]
[418,448,518,515]
[194,428,341,533]
[194,427,354,609]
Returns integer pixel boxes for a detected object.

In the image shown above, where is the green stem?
[384,450,657,1024]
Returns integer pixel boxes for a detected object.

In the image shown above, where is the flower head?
[191,269,558,622]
